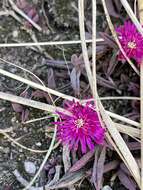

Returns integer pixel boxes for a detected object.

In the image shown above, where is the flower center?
[75,118,84,128]
[127,41,136,49]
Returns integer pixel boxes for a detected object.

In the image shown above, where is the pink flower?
[116,21,143,63]
[55,101,105,153]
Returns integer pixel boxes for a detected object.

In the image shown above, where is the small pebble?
[36,142,42,147]
[12,30,19,38]
[24,161,36,175]
[102,185,112,190]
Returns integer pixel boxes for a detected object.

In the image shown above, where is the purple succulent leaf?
[21,109,30,122]
[71,54,84,69]
[99,32,117,49]
[97,75,117,90]
[3,186,13,190]
[127,142,140,151]
[128,82,139,96]
[120,163,132,176]
[12,102,24,113]
[106,51,118,77]
[105,0,122,18]
[48,169,85,189]
[117,170,137,190]
[70,68,81,95]
[104,160,119,173]
[48,68,56,89]
[16,0,39,28]
[69,150,95,172]
[32,90,46,99]
[92,147,106,190]
[16,0,28,9]
[96,147,106,189]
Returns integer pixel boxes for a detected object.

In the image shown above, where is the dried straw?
[90,2,140,185]
[138,0,143,188]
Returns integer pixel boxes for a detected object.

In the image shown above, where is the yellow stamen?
[75,118,84,128]
[127,41,136,49]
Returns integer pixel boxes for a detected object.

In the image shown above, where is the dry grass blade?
[120,0,143,187]
[23,119,57,190]
[106,110,140,128]
[0,58,57,106]
[120,0,143,36]
[91,0,104,130]
[138,0,143,188]
[101,0,139,76]
[115,123,140,139]
[23,115,53,124]
[99,96,140,101]
[0,91,140,143]
[98,101,140,186]
[82,96,140,102]
[0,130,48,153]
[0,57,45,87]
[79,0,141,186]
[78,0,93,89]
[92,0,97,99]
[8,0,42,32]
[0,89,140,131]
[0,91,66,113]
[0,67,138,126]
[0,68,75,101]
[0,39,104,47]
[1,67,137,126]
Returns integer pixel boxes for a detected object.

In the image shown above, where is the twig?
[8,0,42,32]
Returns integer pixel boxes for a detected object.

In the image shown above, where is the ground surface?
[0,0,139,190]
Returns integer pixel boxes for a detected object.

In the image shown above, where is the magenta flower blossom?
[116,21,143,63]
[55,101,105,153]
